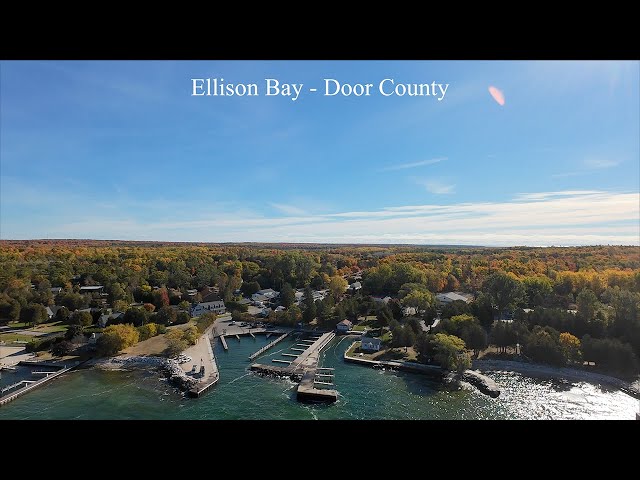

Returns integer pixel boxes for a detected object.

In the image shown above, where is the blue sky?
[1,60,638,245]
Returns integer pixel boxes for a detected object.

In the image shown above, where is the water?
[0,335,637,419]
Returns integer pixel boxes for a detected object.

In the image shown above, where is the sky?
[1,60,638,246]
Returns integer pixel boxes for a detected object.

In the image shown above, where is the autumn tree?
[559,332,581,362]
[69,310,93,327]
[328,275,348,301]
[97,324,139,355]
[155,305,177,325]
[152,287,170,309]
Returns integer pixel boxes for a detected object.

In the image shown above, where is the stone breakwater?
[95,355,198,391]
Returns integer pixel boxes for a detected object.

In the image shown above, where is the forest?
[0,240,638,375]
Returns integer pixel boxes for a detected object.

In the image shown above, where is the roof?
[252,294,268,302]
[50,287,63,294]
[194,301,225,309]
[257,288,279,297]
[361,337,381,345]
[80,285,104,291]
[436,292,471,303]
[46,306,54,316]
[349,281,362,289]
[338,319,353,326]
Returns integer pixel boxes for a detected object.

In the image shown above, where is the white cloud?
[379,157,445,172]
[3,188,638,247]
[269,203,308,216]
[415,179,455,194]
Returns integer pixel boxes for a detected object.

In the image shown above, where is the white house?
[336,319,353,334]
[348,281,362,293]
[372,296,392,304]
[436,292,472,304]
[361,337,382,352]
[191,301,226,317]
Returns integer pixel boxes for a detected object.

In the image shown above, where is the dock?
[248,332,289,361]
[0,362,77,407]
[219,335,228,350]
[251,331,338,403]
[187,325,220,398]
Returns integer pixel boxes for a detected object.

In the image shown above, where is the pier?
[187,325,220,398]
[0,362,77,407]
[251,331,338,403]
[220,335,228,350]
[248,332,289,361]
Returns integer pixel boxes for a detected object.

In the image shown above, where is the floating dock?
[219,335,228,350]
[251,331,338,403]
[0,362,77,407]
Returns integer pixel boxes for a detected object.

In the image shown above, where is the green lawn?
[0,333,34,343]
[352,325,367,332]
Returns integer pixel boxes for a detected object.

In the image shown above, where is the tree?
[182,326,199,345]
[155,305,177,325]
[280,282,295,308]
[302,286,316,324]
[65,324,84,340]
[178,300,191,312]
[431,333,469,371]
[69,310,94,327]
[55,306,70,323]
[113,300,129,313]
[241,281,261,297]
[441,300,472,319]
[175,311,191,325]
[401,290,434,315]
[165,337,188,358]
[96,324,139,355]
[328,275,348,301]
[123,307,149,327]
[576,288,599,322]
[137,323,158,341]
[20,303,49,326]
[376,304,393,327]
[51,340,73,357]
[523,276,553,307]
[143,303,156,313]
[0,294,21,322]
[482,272,525,320]
[462,323,488,357]
[523,326,566,366]
[152,287,170,309]
[559,332,581,362]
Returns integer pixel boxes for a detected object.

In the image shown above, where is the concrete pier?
[251,332,337,403]
[220,335,228,350]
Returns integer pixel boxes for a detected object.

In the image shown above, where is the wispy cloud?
[269,203,308,216]
[4,189,638,246]
[584,159,620,169]
[553,158,621,178]
[414,178,456,194]
[379,157,446,172]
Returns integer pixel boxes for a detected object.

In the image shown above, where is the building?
[336,319,353,334]
[436,292,472,304]
[348,281,362,293]
[46,306,55,320]
[79,285,104,295]
[98,312,124,328]
[50,287,63,296]
[372,296,392,304]
[361,337,382,352]
[191,301,226,317]
[256,288,279,299]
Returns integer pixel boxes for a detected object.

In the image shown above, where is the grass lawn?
[345,341,361,357]
[6,321,30,329]
[352,325,367,332]
[34,322,68,333]
[0,333,33,343]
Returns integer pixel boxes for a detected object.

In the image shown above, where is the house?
[361,337,382,352]
[98,312,124,328]
[274,305,285,312]
[336,319,353,334]
[403,306,418,317]
[80,285,104,295]
[46,306,55,320]
[191,301,226,317]
[251,293,269,304]
[186,289,198,298]
[50,287,63,295]
[257,288,279,298]
[372,296,392,304]
[348,281,362,293]
[436,292,472,304]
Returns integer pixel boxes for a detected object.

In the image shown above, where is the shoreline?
[474,359,640,399]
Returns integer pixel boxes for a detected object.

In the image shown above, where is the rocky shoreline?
[94,355,199,392]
